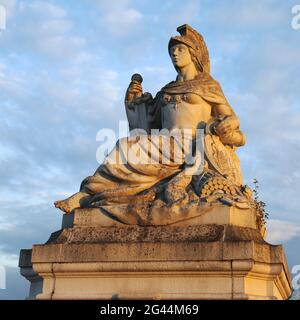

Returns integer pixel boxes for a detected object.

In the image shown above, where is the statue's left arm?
[212,102,246,147]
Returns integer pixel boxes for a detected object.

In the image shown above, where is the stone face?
[19,206,292,300]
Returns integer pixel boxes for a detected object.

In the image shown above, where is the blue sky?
[0,0,300,299]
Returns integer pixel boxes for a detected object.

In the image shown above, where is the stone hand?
[215,116,239,136]
[125,82,143,105]
[125,74,144,105]
[128,82,143,95]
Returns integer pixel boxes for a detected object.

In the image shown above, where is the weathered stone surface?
[19,202,292,300]
[30,241,224,263]
[47,225,264,245]
[61,204,258,229]
[48,224,224,244]
[45,204,264,246]
[19,234,292,300]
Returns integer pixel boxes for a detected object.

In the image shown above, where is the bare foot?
[54,192,89,214]
[54,199,73,213]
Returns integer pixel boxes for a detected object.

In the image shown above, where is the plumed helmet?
[168,24,210,74]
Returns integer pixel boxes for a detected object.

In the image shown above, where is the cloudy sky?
[0,0,300,299]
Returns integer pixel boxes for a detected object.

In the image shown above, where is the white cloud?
[267,220,300,244]
[2,1,86,59]
[95,0,143,36]
[20,1,66,18]
[0,250,19,268]
[211,0,286,28]
[167,0,200,26]
[106,8,142,25]
[0,217,14,231]
[0,0,16,18]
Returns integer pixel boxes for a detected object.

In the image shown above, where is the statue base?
[19,205,292,300]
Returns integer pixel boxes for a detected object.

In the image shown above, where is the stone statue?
[54,24,252,225]
[20,24,292,300]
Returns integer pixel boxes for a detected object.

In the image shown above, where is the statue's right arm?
[124,81,143,108]
[124,79,162,130]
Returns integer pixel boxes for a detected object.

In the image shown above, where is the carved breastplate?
[162,94,187,107]
[161,93,212,132]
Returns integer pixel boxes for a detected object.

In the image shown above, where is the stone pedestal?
[19,205,292,300]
